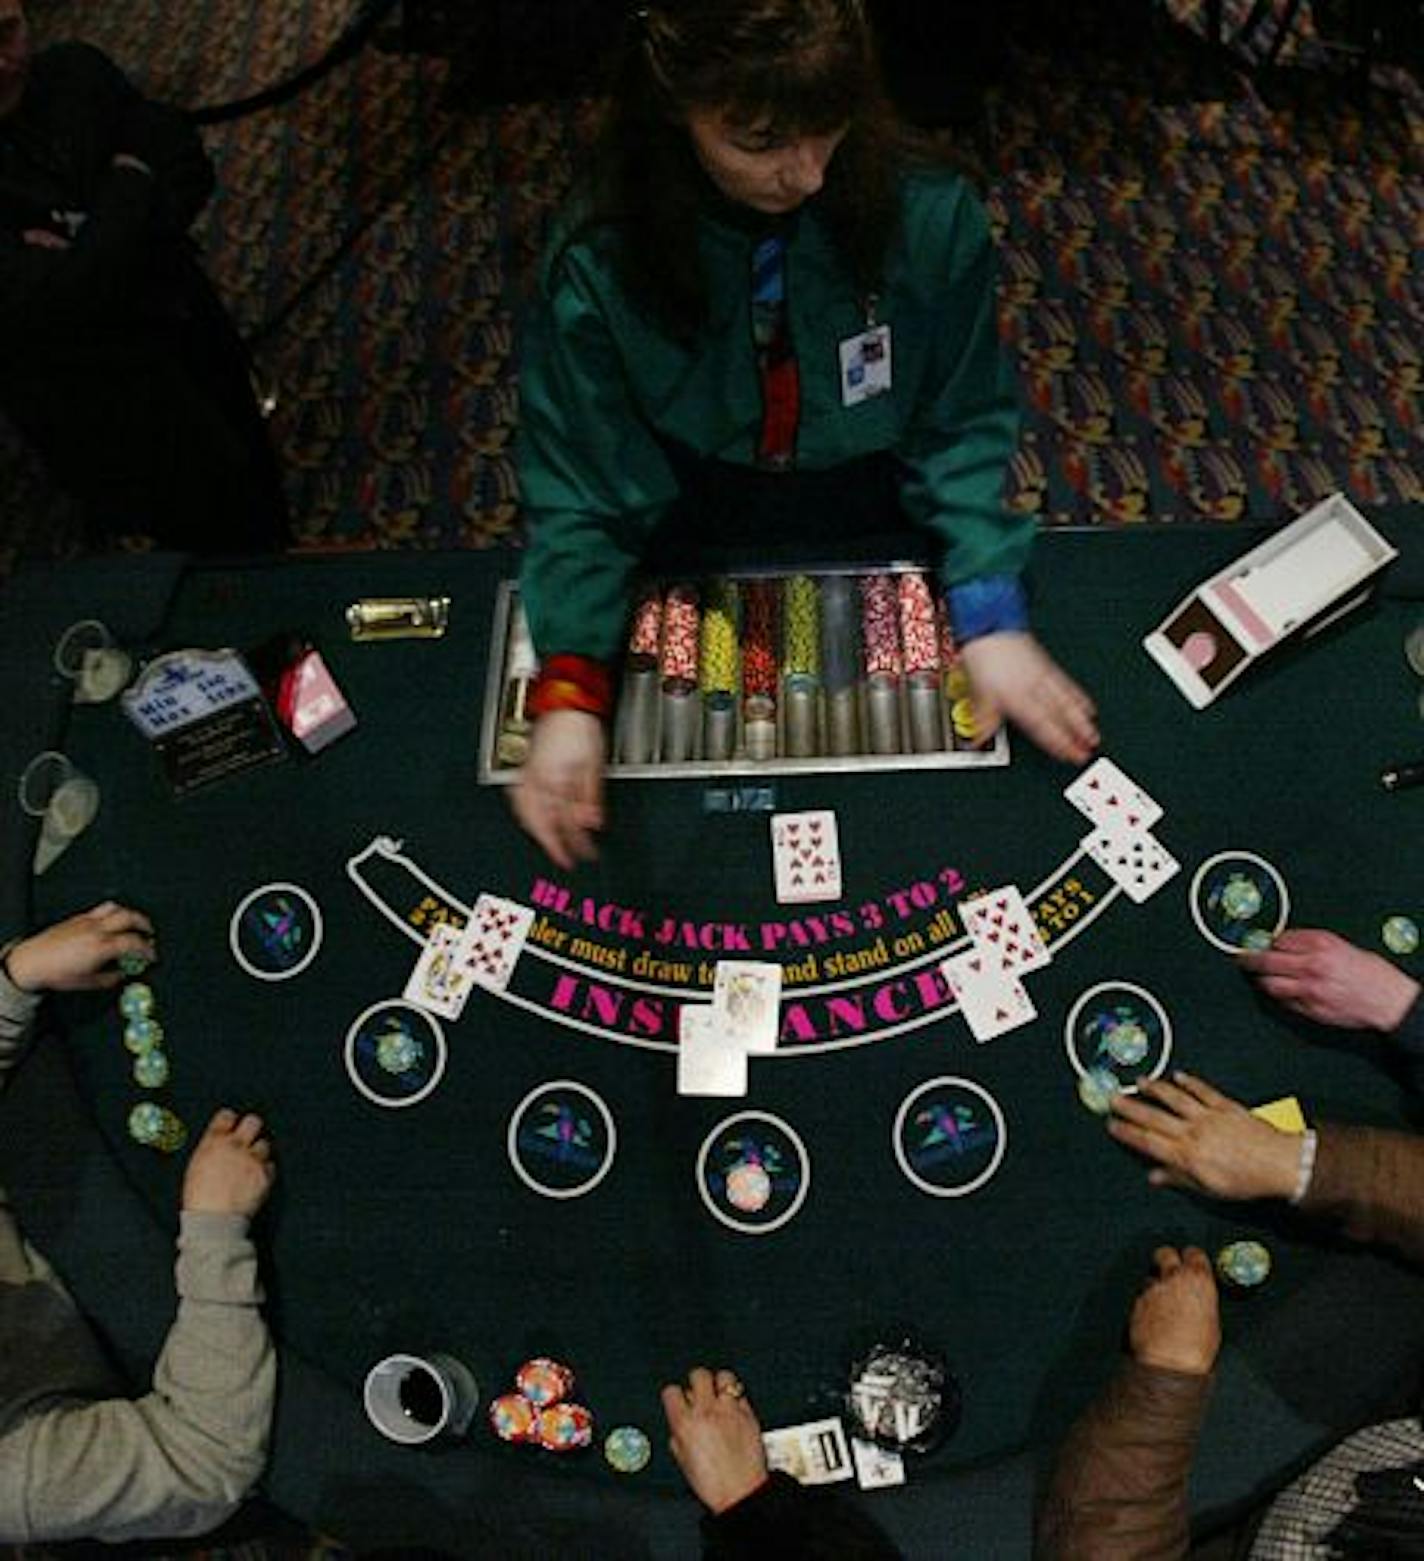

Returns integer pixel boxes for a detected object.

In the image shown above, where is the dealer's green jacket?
[516,168,1031,662]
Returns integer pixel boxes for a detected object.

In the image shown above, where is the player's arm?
[0,1111,276,1543]
[0,905,155,1086]
[1240,929,1421,1036]
[1297,1123,1424,1269]
[894,180,1096,764]
[1037,1247,1218,1561]
[661,1367,900,1559]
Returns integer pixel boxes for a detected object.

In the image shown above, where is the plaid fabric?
[1250,1417,1424,1559]
[750,234,799,469]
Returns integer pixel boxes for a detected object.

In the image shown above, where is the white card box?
[1143,493,1399,709]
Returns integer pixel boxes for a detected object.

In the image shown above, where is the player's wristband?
[1289,1129,1318,1205]
[945,574,1030,643]
[528,654,614,721]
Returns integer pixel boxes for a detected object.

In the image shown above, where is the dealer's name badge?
[839,324,892,407]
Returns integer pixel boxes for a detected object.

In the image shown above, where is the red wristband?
[528,654,614,720]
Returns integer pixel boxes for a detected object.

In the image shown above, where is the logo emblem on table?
[894,1079,1006,1199]
[229,882,324,982]
[507,1082,617,1201]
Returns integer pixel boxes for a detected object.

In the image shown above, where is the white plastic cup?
[19,752,100,876]
[53,620,132,704]
[363,1352,479,1445]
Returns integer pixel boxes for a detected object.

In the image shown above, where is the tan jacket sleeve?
[0,1212,275,1544]
[1299,1122,1424,1267]
[1036,1359,1212,1561]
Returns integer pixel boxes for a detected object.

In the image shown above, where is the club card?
[851,1437,906,1491]
[762,1417,854,1486]
[458,893,535,992]
[712,960,782,1053]
[941,948,1037,1042]
[1082,827,1180,904]
[403,921,473,1019]
[677,1006,749,1098]
[959,885,1051,975]
[1064,757,1163,835]
[771,809,843,904]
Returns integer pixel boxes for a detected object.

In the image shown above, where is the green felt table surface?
[10,521,1424,1553]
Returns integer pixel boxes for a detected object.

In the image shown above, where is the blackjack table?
[3,518,1424,1558]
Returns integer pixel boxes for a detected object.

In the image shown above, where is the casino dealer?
[508,0,1098,868]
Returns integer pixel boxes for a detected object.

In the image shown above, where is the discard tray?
[1143,493,1399,709]
[478,565,1011,784]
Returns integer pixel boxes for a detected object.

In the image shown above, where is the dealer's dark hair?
[566,0,915,339]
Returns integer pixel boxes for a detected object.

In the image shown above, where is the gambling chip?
[489,1392,537,1443]
[132,1049,170,1089]
[124,1017,164,1054]
[535,1401,593,1452]
[604,1425,652,1474]
[127,1102,187,1154]
[1219,874,1264,921]
[1383,916,1419,956]
[846,1338,959,1454]
[376,1029,423,1076]
[1077,1066,1121,1115]
[725,1161,772,1214]
[119,983,155,1021]
[516,1357,574,1408]
[1104,1021,1149,1068]
[1216,1239,1271,1289]
[117,949,152,977]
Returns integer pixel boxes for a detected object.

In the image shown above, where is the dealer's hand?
[509,709,606,871]
[960,632,1098,765]
[1129,1246,1221,1376]
[1108,1071,1301,1201]
[5,902,155,994]
[181,1109,276,1220]
[1241,928,1420,1033]
[661,1366,768,1516]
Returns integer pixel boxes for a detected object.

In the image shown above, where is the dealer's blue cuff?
[945,574,1030,643]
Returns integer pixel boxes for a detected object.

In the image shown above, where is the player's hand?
[661,1366,768,1516]
[181,1110,276,1219]
[509,709,606,871]
[22,228,70,250]
[1108,1071,1301,1201]
[1129,1246,1221,1376]
[1241,928,1421,1033]
[5,902,155,994]
[959,632,1098,765]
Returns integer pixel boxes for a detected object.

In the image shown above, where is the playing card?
[711,960,782,1053]
[403,921,474,1019]
[851,1437,906,1491]
[1082,827,1180,904]
[771,809,843,904]
[457,893,535,992]
[959,885,1051,975]
[676,1006,749,1098]
[940,948,1037,1042]
[1064,757,1163,834]
[762,1418,854,1485]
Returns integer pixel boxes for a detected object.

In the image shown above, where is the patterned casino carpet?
[2,0,1422,569]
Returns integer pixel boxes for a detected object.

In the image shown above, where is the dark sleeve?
[1036,1360,1212,1561]
[70,43,215,225]
[701,1472,903,1560]
[1299,1122,1424,1267]
[0,162,163,330]
[1389,991,1424,1059]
